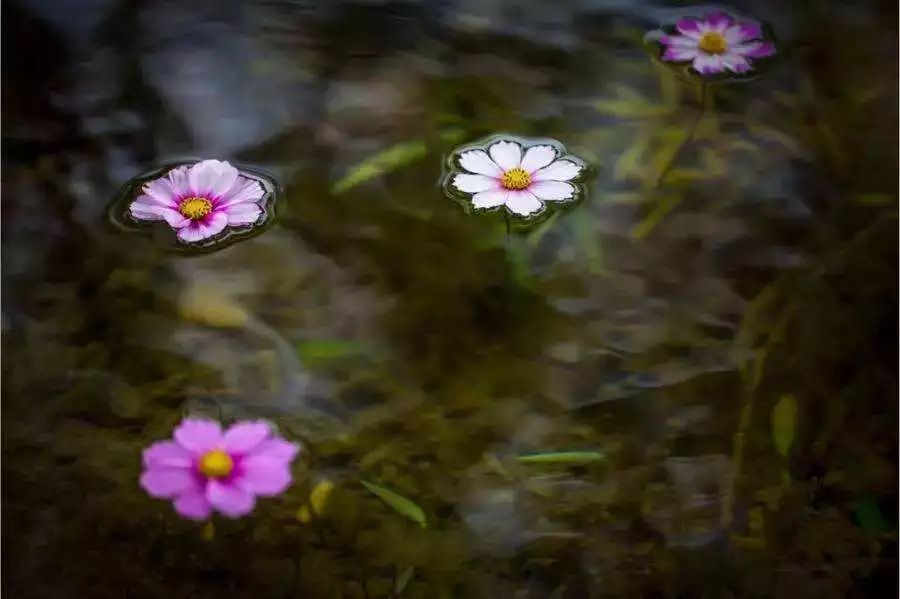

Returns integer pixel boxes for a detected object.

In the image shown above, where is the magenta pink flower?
[659,12,775,76]
[129,159,266,244]
[140,418,301,520]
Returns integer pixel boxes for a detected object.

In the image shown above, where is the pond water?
[3,1,897,597]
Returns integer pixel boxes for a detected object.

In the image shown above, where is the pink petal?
[248,438,302,462]
[166,165,191,197]
[520,145,557,174]
[692,54,725,75]
[223,202,263,226]
[663,46,699,62]
[458,150,503,177]
[471,189,508,209]
[238,457,293,496]
[676,18,704,39]
[733,41,776,59]
[174,488,212,520]
[187,160,239,198]
[129,198,190,228]
[532,160,582,182]
[143,441,193,468]
[452,174,500,194]
[173,418,222,453]
[528,180,576,202]
[705,12,732,32]
[488,140,522,171]
[721,53,752,74]
[140,467,196,498]
[141,179,179,207]
[660,34,700,48]
[223,421,271,454]
[176,211,228,244]
[207,480,256,517]
[156,207,190,228]
[217,176,265,208]
[505,190,543,216]
[725,22,762,44]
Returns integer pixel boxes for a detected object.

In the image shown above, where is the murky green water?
[3,1,897,597]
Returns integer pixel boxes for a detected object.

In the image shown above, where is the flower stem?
[504,211,512,286]
[656,82,708,187]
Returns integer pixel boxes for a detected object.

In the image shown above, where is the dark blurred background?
[3,1,897,597]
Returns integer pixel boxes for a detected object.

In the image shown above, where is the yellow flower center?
[179,196,213,220]
[501,167,531,190]
[698,32,727,54]
[199,449,234,478]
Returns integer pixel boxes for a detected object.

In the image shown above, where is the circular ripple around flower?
[109,159,278,252]
[645,10,777,82]
[443,135,589,221]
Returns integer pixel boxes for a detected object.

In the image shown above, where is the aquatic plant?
[129,159,267,244]
[140,418,301,520]
[447,137,586,218]
[657,11,775,77]
[641,11,776,192]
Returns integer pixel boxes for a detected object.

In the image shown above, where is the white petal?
[692,54,725,75]
[458,150,503,177]
[663,46,700,61]
[662,34,701,48]
[177,212,228,243]
[218,177,265,208]
[130,196,165,221]
[166,166,191,196]
[721,53,751,74]
[223,202,263,226]
[488,140,522,171]
[187,160,239,198]
[471,189,508,209]
[452,174,500,194]
[505,190,543,216]
[520,145,557,174]
[532,160,582,182]
[529,181,576,202]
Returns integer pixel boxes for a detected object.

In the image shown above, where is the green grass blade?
[516,451,604,464]
[361,480,427,527]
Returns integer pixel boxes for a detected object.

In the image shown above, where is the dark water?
[3,1,897,597]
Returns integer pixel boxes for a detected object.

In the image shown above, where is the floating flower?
[658,11,775,76]
[140,418,301,520]
[447,137,586,218]
[129,159,267,244]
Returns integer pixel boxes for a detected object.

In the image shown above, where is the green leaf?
[855,497,890,535]
[332,141,428,194]
[852,193,895,206]
[395,566,415,594]
[296,339,369,364]
[361,480,427,527]
[630,194,681,240]
[516,451,604,464]
[772,394,798,458]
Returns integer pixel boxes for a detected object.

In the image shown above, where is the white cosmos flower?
[450,139,584,217]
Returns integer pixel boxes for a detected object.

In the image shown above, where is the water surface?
[3,1,897,597]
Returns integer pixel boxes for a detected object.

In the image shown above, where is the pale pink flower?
[140,418,301,520]
[450,138,585,217]
[129,159,266,244]
[659,12,775,76]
